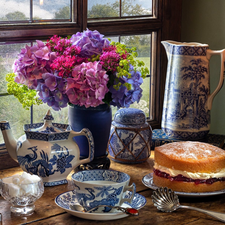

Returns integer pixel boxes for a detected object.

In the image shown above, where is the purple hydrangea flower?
[42,73,57,91]
[109,65,143,108]
[70,29,110,58]
[37,83,50,99]
[13,41,56,89]
[37,73,69,110]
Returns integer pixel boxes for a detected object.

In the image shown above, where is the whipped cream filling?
[154,163,225,179]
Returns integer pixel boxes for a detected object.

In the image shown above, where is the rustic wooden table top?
[0,152,225,225]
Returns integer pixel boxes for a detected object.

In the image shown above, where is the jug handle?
[206,49,225,110]
[71,128,94,166]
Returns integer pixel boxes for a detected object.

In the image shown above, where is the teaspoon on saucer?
[151,187,225,223]
[69,204,139,216]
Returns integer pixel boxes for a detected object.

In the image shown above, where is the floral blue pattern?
[0,110,94,187]
[108,108,152,163]
[71,169,136,213]
[161,41,225,140]
[17,143,75,185]
[95,186,115,198]
[75,185,123,212]
[55,190,147,216]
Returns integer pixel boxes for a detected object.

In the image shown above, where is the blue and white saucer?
[55,190,146,220]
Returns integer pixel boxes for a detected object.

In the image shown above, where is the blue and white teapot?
[0,110,94,186]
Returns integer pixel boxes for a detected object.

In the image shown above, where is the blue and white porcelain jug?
[161,41,225,140]
[0,110,94,186]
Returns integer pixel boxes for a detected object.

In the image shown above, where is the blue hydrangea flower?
[109,65,143,108]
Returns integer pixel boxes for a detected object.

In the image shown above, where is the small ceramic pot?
[71,169,136,213]
[108,108,152,164]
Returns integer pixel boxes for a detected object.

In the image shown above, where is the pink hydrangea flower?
[66,61,109,108]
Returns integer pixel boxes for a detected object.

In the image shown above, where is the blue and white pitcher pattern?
[161,41,225,140]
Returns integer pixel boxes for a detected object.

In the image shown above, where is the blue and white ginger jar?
[108,108,152,164]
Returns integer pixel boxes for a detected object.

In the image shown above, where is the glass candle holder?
[0,176,44,216]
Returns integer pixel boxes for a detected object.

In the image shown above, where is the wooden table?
[0,153,225,225]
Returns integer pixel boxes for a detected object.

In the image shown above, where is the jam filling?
[154,168,225,185]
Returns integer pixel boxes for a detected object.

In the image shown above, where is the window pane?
[122,0,152,16]
[120,34,151,58]
[0,95,31,143]
[33,104,69,124]
[33,0,71,20]
[0,0,30,21]
[88,0,119,18]
[108,34,151,118]
[0,42,27,93]
[107,36,119,43]
[88,0,152,19]
[121,34,151,117]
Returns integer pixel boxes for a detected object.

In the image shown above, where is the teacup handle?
[120,183,136,205]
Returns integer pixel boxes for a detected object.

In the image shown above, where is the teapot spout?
[0,121,18,162]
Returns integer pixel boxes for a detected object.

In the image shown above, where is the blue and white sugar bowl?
[108,108,152,164]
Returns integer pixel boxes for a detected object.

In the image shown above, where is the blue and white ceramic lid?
[113,108,146,125]
[24,110,71,141]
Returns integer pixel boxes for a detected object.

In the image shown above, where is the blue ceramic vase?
[68,104,112,158]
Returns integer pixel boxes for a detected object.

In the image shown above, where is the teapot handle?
[71,128,94,165]
[206,49,225,110]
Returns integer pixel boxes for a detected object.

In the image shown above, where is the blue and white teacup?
[71,169,136,213]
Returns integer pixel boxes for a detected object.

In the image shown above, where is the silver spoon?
[69,204,139,215]
[151,187,225,223]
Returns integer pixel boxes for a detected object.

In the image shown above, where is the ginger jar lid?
[113,108,146,125]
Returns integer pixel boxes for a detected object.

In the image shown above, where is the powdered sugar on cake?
[157,141,225,160]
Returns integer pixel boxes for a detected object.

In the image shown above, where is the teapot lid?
[24,110,71,141]
[28,110,65,133]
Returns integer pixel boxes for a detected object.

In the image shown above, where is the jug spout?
[0,121,18,162]
[161,40,174,60]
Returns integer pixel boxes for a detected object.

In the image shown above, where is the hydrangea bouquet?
[10,29,149,111]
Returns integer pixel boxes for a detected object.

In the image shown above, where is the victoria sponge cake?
[153,141,225,192]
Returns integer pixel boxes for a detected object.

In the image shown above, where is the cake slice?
[153,141,225,192]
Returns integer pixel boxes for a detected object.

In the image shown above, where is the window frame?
[0,0,82,42]
[0,0,182,169]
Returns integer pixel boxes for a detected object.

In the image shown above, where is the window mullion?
[82,0,87,30]
[30,0,33,23]
[31,105,33,124]
[120,0,122,18]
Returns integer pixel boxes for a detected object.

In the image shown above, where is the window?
[0,0,72,23]
[0,0,182,169]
